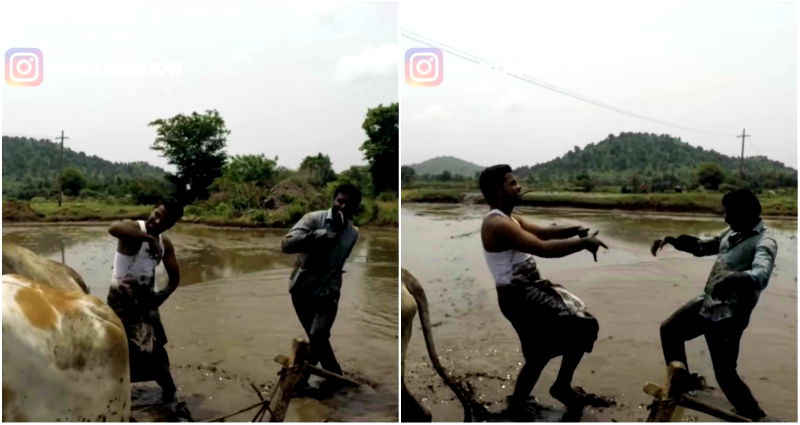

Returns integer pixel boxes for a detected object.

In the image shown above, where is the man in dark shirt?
[654,189,777,420]
[281,184,361,377]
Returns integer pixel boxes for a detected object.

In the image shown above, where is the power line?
[401,29,737,138]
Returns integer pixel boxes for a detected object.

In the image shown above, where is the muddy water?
[3,223,398,422]
[402,203,797,422]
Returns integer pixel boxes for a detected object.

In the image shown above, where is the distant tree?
[149,109,229,201]
[60,167,87,196]
[360,103,398,195]
[222,154,279,188]
[128,177,171,205]
[629,172,643,194]
[696,162,725,191]
[436,170,452,182]
[300,153,337,187]
[401,166,416,184]
[575,173,594,192]
[328,165,373,200]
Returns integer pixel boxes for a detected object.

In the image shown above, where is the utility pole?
[55,130,69,206]
[737,128,749,179]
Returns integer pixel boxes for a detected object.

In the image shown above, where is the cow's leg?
[401,282,431,421]
[402,383,432,422]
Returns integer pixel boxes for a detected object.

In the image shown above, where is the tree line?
[402,132,796,193]
[3,103,399,213]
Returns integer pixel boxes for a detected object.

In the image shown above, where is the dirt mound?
[263,179,325,211]
[3,200,43,222]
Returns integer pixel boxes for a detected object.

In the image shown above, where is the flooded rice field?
[3,223,398,422]
[402,203,796,422]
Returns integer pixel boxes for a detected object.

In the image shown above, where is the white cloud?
[497,92,527,115]
[333,43,397,83]
[411,104,454,122]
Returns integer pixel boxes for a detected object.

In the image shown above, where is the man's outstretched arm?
[514,215,588,240]
[492,217,607,261]
[653,231,725,257]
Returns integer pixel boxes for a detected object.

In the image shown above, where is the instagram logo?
[5,48,43,86]
[405,47,443,86]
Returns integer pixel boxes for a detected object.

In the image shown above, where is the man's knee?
[309,327,332,341]
[571,316,599,346]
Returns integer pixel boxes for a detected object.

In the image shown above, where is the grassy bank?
[402,188,797,216]
[4,199,398,228]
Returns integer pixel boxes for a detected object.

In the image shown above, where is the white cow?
[2,244,130,422]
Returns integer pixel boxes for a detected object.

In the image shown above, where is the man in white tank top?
[107,199,184,402]
[479,165,610,416]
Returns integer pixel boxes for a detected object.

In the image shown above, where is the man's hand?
[651,239,665,256]
[651,236,679,256]
[583,230,609,262]
[330,209,345,232]
[712,271,751,298]
[119,278,136,297]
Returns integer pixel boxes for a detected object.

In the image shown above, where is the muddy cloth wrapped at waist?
[107,283,168,354]
[497,258,598,357]
[503,258,590,318]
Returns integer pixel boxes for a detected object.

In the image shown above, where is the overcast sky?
[400,0,797,169]
[2,1,397,173]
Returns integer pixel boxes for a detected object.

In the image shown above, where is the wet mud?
[3,223,398,422]
[402,203,796,422]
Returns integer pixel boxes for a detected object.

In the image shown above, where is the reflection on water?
[3,224,297,300]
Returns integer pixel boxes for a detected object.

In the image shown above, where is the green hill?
[3,136,168,199]
[408,155,484,177]
[513,132,796,189]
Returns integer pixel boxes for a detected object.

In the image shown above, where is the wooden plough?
[209,338,360,422]
[263,338,360,422]
[644,361,752,422]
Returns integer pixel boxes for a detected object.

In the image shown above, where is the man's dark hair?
[722,188,761,220]
[333,183,362,206]
[156,198,185,224]
[479,164,513,207]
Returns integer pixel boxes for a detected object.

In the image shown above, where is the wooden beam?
[646,361,687,422]
[266,339,311,422]
[680,395,752,423]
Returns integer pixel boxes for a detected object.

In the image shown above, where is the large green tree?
[149,109,230,201]
[360,103,398,195]
[222,154,279,188]
[300,153,337,187]
[696,162,725,191]
[328,165,373,200]
[401,166,416,184]
[60,167,87,196]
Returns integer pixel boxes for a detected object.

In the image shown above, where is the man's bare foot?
[680,372,712,392]
[505,395,544,421]
[161,390,176,404]
[549,385,613,409]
